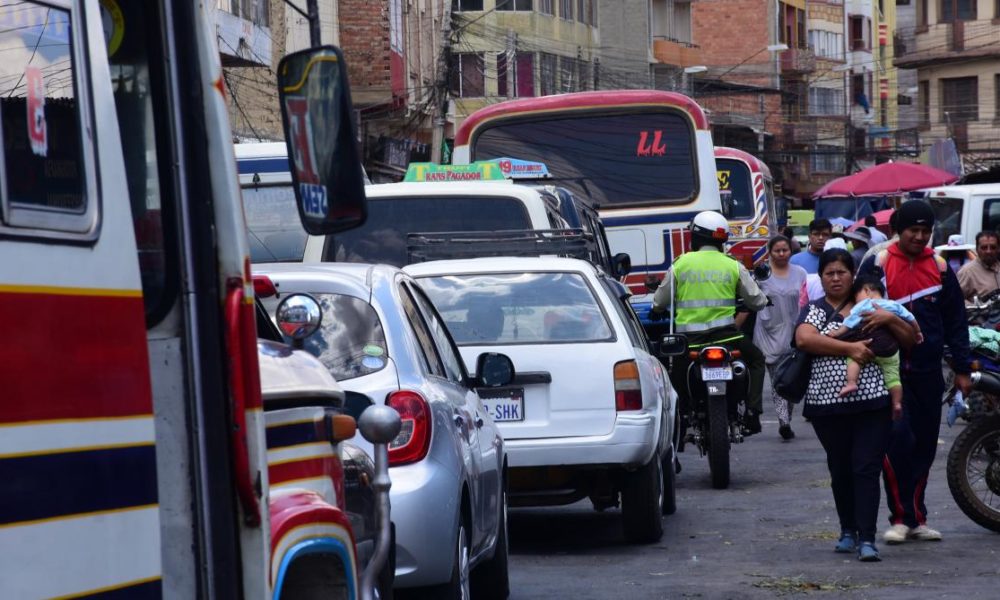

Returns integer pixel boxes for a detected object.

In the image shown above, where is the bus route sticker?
[285,96,328,219]
[25,66,47,157]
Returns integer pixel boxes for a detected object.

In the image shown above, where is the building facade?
[895,0,1000,170]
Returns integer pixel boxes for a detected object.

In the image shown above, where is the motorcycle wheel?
[947,416,1000,533]
[707,394,730,489]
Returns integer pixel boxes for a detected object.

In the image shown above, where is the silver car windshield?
[298,293,389,380]
[418,272,613,345]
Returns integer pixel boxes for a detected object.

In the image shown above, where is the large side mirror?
[475,353,515,388]
[613,252,632,278]
[659,334,688,357]
[277,45,367,235]
[275,293,323,344]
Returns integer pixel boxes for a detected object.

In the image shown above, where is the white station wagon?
[406,257,678,543]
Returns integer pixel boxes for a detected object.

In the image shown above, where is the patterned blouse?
[797,299,890,418]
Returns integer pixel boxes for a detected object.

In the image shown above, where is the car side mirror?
[613,252,632,278]
[753,263,772,282]
[276,293,323,348]
[659,334,688,357]
[277,45,367,235]
[475,352,515,388]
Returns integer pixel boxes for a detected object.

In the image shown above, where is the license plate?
[479,388,525,422]
[701,366,733,381]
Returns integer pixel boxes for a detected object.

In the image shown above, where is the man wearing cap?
[844,226,873,269]
[858,200,972,544]
[958,231,1000,302]
[790,218,832,274]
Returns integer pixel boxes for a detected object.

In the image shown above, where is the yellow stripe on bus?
[0,284,142,298]
[0,503,159,531]
[51,575,162,600]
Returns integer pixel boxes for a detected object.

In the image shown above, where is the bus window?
[473,112,697,207]
[106,1,177,324]
[0,4,98,237]
[716,158,754,220]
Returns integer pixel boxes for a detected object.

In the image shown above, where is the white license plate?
[701,366,733,381]
[480,388,525,422]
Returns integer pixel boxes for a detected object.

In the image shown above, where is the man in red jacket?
[858,200,972,544]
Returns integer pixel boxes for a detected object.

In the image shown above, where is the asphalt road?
[505,405,1000,599]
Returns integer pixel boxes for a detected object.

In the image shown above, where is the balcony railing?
[780,48,816,73]
[652,37,703,68]
[896,19,1000,68]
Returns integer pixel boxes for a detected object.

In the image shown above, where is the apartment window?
[919,80,930,125]
[540,53,558,95]
[918,0,928,25]
[808,30,845,60]
[538,0,554,14]
[450,53,485,97]
[941,76,978,122]
[498,52,536,97]
[940,0,976,21]
[849,16,867,50]
[796,9,806,49]
[996,74,1000,120]
[811,145,846,174]
[497,0,532,11]
[559,0,572,19]
[453,0,484,10]
[809,86,845,116]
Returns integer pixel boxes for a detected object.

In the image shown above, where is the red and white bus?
[714,146,777,266]
[453,90,722,310]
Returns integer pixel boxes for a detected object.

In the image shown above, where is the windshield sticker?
[363,344,385,357]
[362,356,385,369]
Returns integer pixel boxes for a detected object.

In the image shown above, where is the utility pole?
[284,1,322,46]
[506,30,516,99]
[431,0,453,163]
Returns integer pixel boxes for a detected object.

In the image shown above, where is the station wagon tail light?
[252,275,278,298]
[387,390,432,466]
[614,360,642,411]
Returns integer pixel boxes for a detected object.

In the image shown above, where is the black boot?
[745,410,762,435]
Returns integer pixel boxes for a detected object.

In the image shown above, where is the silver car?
[257,263,511,598]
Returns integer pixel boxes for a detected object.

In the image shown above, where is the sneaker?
[857,541,881,562]
[834,531,858,553]
[779,424,795,440]
[883,523,909,544]
[908,525,942,541]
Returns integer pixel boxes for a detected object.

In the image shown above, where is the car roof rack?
[406,228,598,264]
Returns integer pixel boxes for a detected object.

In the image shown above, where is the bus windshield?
[715,158,754,220]
[472,112,697,207]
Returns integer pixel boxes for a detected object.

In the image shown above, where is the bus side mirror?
[277,45,367,235]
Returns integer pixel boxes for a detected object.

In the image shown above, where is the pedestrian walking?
[794,248,918,562]
[791,219,833,274]
[754,235,808,440]
[781,226,802,254]
[858,200,972,545]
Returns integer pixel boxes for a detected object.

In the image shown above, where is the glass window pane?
[0,5,86,214]
[716,158,755,220]
[474,111,698,206]
[325,195,532,266]
[419,272,614,345]
[243,185,308,262]
[299,294,389,381]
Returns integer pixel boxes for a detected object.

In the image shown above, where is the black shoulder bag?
[772,299,849,403]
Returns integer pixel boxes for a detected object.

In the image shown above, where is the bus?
[453,90,722,313]
[714,146,776,266]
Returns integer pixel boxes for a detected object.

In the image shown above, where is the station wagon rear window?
[323,195,531,267]
[298,294,388,381]
[418,272,614,345]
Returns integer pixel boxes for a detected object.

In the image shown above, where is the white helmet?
[690,210,730,244]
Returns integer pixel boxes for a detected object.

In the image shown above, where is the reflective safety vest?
[672,250,740,333]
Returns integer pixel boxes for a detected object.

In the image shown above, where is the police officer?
[650,211,770,433]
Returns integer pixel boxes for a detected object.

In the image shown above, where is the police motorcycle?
[943,290,1000,532]
[652,212,770,490]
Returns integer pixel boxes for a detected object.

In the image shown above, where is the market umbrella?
[829,217,855,229]
[848,209,894,231]
[813,161,959,197]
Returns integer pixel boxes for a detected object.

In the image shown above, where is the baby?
[829,276,923,408]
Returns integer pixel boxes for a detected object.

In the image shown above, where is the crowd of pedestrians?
[753,201,988,562]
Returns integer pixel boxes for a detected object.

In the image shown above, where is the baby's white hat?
[824,238,848,251]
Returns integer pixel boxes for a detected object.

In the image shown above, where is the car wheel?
[442,518,471,600]
[621,456,664,543]
[471,485,510,599]
[662,446,677,516]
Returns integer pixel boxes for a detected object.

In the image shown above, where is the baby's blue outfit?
[842,298,916,329]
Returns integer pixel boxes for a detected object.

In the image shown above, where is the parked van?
[919,184,1000,247]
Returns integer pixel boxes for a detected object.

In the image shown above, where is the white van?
[921,184,1000,247]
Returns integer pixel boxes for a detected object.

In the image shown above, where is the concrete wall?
[600,0,654,89]
[223,0,287,141]
[919,58,1000,152]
